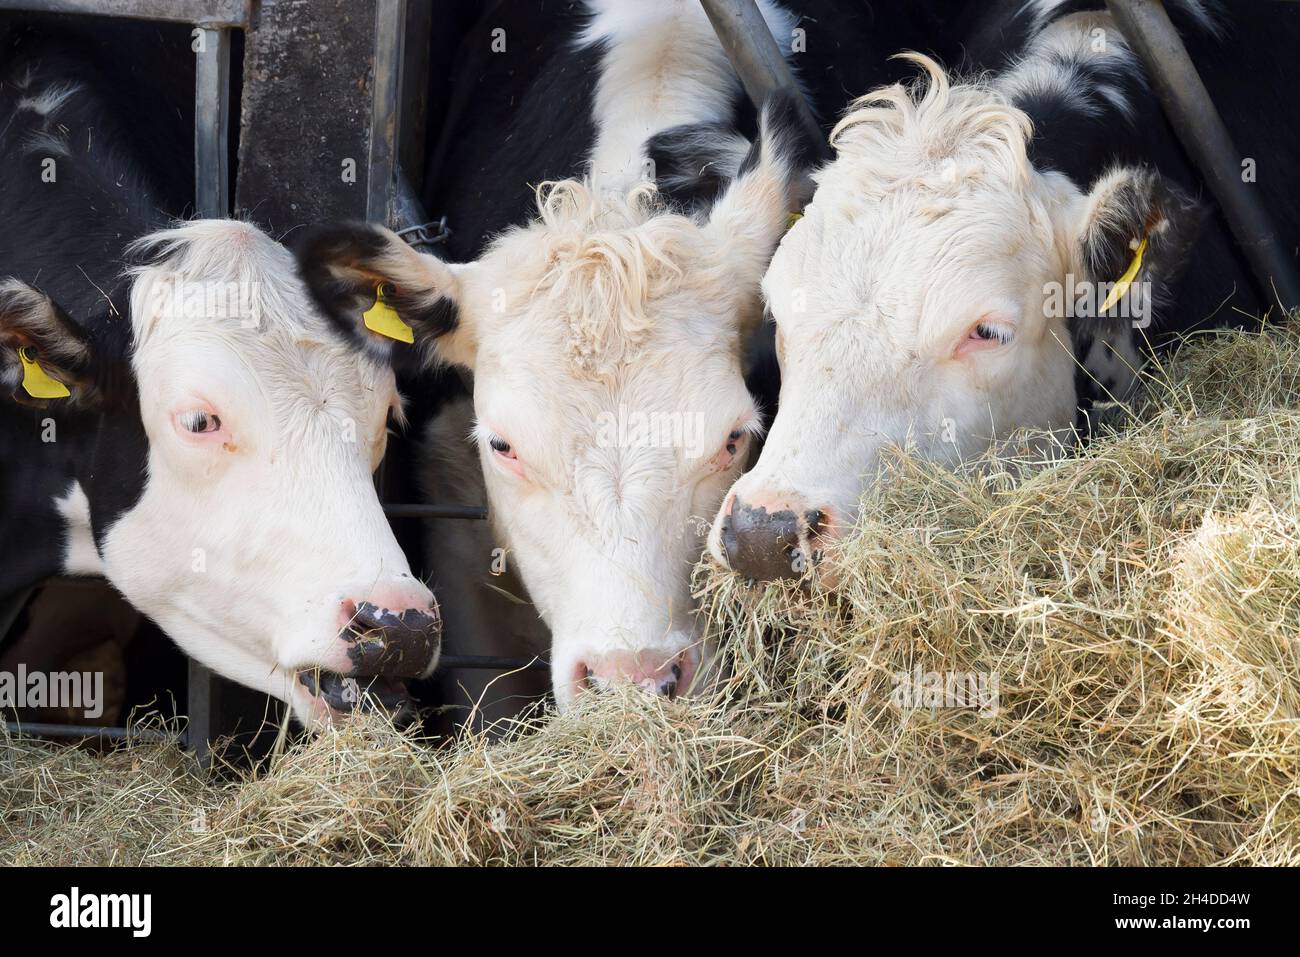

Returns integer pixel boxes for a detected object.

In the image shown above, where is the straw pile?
[3,321,1298,865]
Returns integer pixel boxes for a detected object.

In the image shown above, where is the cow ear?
[0,280,99,408]
[702,89,823,317]
[294,222,476,369]
[1073,166,1206,323]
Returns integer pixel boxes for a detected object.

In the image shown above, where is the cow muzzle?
[571,646,699,702]
[718,493,832,582]
[297,597,443,720]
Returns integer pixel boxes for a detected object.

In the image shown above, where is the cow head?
[713,53,1204,584]
[1,221,441,726]
[298,102,806,709]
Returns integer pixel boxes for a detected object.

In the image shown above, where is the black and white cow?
[298,0,949,715]
[711,0,1300,584]
[0,52,442,726]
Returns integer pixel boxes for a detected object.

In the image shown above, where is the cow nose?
[338,595,442,677]
[576,648,698,700]
[719,494,828,581]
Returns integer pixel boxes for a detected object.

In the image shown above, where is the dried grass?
[3,321,1298,865]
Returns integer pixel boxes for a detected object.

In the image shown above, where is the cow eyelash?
[487,434,517,459]
[179,410,221,433]
[973,322,1013,345]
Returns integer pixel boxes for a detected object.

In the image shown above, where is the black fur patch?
[646,122,748,214]
[760,86,830,171]
[293,222,459,365]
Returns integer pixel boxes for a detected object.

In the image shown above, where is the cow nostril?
[805,509,827,539]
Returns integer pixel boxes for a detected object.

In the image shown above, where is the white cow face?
[298,111,803,710]
[1,221,441,727]
[713,56,1203,584]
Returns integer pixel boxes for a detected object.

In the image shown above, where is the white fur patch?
[16,81,81,118]
[20,129,71,157]
[578,0,797,191]
[54,481,103,576]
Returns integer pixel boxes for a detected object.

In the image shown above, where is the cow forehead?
[126,221,394,416]
[478,328,743,432]
[129,222,305,327]
[134,327,393,429]
[770,187,1058,328]
[468,182,733,376]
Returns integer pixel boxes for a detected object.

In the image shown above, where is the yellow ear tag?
[785,211,804,233]
[1099,236,1149,314]
[362,284,414,344]
[18,347,71,399]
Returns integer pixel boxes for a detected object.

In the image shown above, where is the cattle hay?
[3,320,1298,865]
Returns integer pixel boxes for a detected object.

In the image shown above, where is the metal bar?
[0,0,248,27]
[697,0,828,158]
[188,23,233,765]
[195,25,231,218]
[2,721,180,744]
[36,575,104,588]
[185,659,213,763]
[1105,0,1300,311]
[367,0,407,225]
[384,503,488,520]
[439,655,549,672]
[398,0,432,194]
[393,168,452,251]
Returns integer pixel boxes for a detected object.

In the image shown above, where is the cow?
[297,1,951,715]
[711,0,1300,584]
[0,51,442,727]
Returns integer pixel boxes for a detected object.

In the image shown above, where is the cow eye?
[489,435,514,457]
[178,410,221,433]
[725,429,744,455]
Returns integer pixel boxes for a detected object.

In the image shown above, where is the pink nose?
[339,582,436,625]
[576,648,698,699]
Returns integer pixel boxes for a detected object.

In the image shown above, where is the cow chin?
[100,512,442,728]
[140,600,438,730]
